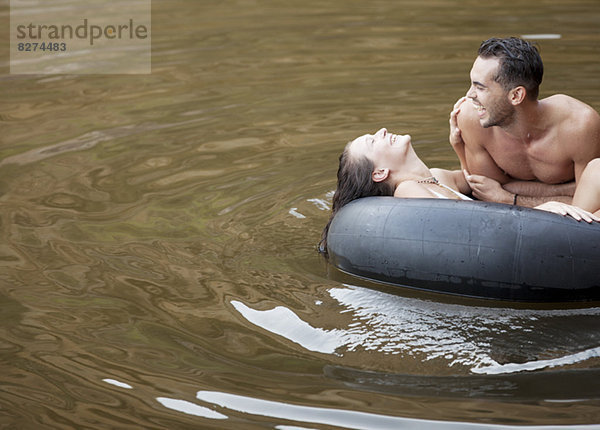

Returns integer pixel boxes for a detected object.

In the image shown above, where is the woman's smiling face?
[348,128,412,169]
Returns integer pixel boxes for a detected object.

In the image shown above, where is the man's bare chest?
[485,136,573,183]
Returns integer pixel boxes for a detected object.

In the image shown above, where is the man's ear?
[372,167,389,183]
[508,86,526,105]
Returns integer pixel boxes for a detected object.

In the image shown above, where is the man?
[451,37,600,206]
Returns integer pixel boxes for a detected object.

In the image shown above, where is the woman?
[320,127,600,253]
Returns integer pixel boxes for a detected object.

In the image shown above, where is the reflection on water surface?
[235,285,600,375]
[1,0,600,428]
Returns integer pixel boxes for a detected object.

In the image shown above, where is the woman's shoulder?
[393,180,432,198]
[430,168,456,184]
[430,168,471,195]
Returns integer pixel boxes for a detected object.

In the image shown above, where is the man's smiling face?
[467,56,515,128]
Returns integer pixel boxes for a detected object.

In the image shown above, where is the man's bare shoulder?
[543,93,595,107]
[543,94,600,158]
[543,94,600,125]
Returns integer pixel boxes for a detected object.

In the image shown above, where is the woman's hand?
[535,201,600,223]
[449,97,467,150]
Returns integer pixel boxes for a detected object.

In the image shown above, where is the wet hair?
[478,37,543,100]
[319,143,395,254]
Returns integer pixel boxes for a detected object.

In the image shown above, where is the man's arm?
[453,97,511,184]
[502,180,575,205]
[502,180,576,197]
[464,173,573,206]
[511,193,572,206]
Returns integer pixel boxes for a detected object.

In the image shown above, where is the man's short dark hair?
[478,37,543,100]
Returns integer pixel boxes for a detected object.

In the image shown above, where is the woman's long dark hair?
[319,144,394,254]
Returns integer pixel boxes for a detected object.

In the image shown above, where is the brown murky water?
[1,0,600,428]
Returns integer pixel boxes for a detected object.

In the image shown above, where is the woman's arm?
[449,97,468,171]
[535,201,599,223]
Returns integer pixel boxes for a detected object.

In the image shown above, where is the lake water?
[1,0,600,428]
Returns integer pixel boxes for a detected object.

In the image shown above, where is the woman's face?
[348,128,411,169]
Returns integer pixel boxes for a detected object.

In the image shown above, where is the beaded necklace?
[416,176,439,185]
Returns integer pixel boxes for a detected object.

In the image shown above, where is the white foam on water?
[472,346,600,375]
[156,397,228,420]
[231,300,366,354]
[102,378,133,389]
[196,390,600,430]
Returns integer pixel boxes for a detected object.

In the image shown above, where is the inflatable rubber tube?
[326,197,600,302]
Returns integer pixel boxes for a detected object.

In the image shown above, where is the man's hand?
[463,170,513,204]
[535,201,600,223]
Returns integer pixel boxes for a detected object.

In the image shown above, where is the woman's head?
[319,129,399,253]
[347,128,412,183]
[333,141,396,211]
